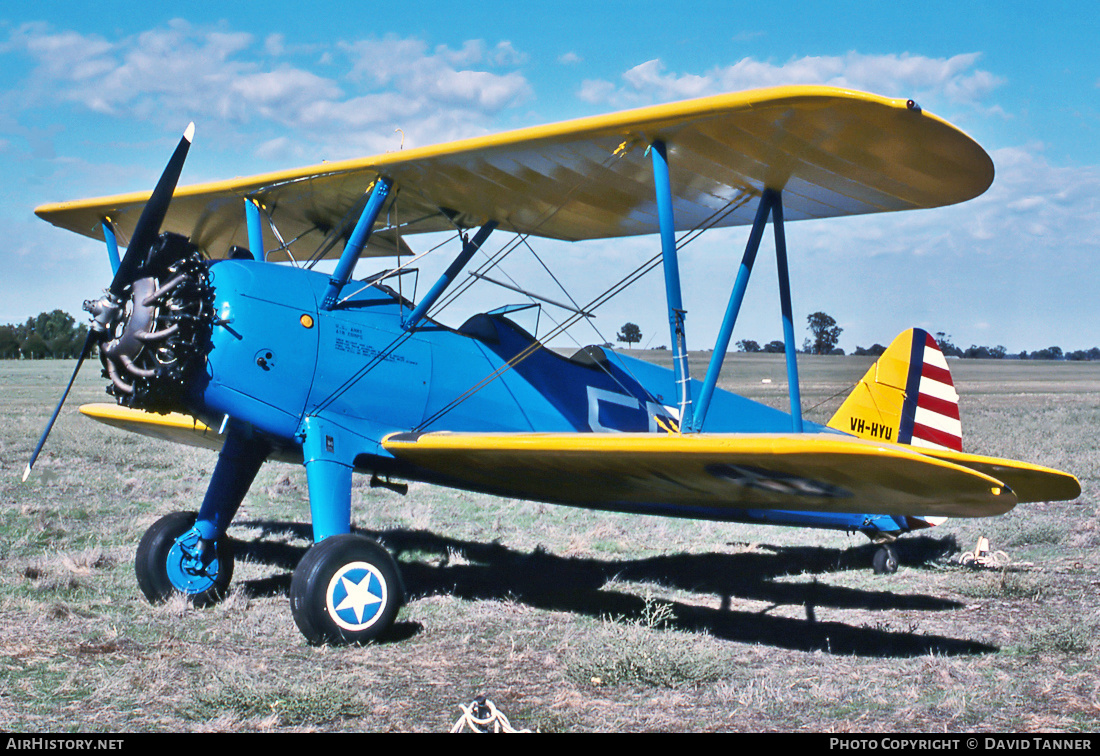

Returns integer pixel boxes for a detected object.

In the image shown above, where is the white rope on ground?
[959,535,1014,568]
[450,696,530,733]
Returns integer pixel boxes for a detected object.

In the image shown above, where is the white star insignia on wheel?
[326,561,389,631]
[334,571,383,624]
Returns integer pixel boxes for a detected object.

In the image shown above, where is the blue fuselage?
[192,259,910,536]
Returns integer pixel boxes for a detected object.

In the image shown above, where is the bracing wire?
[295,133,757,431]
[413,193,754,433]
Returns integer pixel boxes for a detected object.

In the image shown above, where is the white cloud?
[264,33,287,58]
[8,20,262,120]
[490,41,527,67]
[340,37,531,109]
[973,146,1100,252]
[4,22,533,159]
[759,143,1100,350]
[228,68,344,125]
[579,52,1005,110]
[578,78,615,103]
[795,145,1100,262]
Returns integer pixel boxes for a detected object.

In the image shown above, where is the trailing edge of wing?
[36,86,993,261]
[382,431,1016,519]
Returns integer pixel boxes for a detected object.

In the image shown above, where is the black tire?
[135,511,234,607]
[290,534,404,645]
[872,543,899,575]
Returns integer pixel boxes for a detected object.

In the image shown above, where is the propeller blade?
[24,123,195,481]
[22,332,96,481]
[110,122,194,296]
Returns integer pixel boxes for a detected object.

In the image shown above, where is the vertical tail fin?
[828,329,962,452]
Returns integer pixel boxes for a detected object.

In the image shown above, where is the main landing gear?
[289,533,404,645]
[134,515,405,644]
[134,421,405,644]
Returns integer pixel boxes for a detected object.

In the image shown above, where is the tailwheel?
[872,543,899,575]
[289,533,404,646]
[135,511,234,607]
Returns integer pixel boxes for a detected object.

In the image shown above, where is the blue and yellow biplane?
[26,86,1079,644]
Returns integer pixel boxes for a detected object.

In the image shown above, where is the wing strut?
[650,140,694,429]
[321,177,393,310]
[244,198,264,258]
[772,193,804,433]
[691,188,803,433]
[403,222,498,331]
[101,219,121,274]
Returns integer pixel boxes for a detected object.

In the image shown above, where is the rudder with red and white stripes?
[897,330,962,452]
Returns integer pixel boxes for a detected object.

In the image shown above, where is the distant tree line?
[734,321,1100,361]
[0,310,89,359]
[920,333,1098,361]
[737,311,845,355]
[736,339,788,354]
[737,339,847,355]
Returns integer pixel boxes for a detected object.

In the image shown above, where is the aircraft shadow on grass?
[230,520,995,658]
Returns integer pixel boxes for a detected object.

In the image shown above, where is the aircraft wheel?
[135,511,234,607]
[872,543,899,575]
[289,533,404,646]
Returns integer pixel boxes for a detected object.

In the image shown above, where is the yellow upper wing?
[36,86,993,262]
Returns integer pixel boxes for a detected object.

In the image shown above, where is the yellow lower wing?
[382,431,1017,518]
[82,403,1077,515]
[80,403,223,451]
[79,403,305,464]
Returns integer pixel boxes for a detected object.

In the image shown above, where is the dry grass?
[0,356,1098,732]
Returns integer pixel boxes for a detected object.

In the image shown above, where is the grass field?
[1,354,1097,732]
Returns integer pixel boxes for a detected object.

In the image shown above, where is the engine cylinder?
[90,232,215,414]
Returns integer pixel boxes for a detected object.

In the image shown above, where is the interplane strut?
[648,150,804,434]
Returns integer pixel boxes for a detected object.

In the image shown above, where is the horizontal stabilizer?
[914,448,1080,503]
[827,329,1079,504]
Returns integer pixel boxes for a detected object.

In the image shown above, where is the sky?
[1,0,1098,354]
